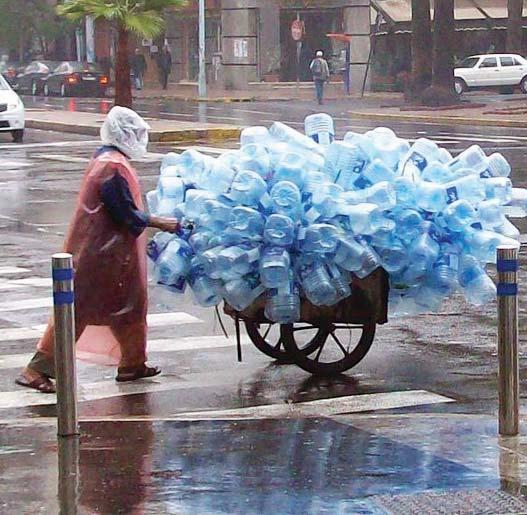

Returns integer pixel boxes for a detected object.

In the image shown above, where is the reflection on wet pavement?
[4,415,526,514]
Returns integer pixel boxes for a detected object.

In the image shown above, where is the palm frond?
[124,12,165,38]
[57,0,124,21]
[143,0,189,10]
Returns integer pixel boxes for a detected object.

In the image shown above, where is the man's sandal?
[15,375,56,394]
[116,365,161,382]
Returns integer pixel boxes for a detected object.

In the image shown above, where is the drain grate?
[372,489,527,515]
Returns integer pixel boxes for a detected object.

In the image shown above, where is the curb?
[347,110,527,128]
[26,119,241,143]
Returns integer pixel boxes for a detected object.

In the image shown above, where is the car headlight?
[7,98,21,111]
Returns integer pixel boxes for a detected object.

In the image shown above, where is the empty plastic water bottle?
[227,206,265,243]
[448,145,488,175]
[443,200,477,232]
[160,152,180,172]
[326,263,351,302]
[240,126,271,146]
[265,283,300,324]
[199,245,225,279]
[155,238,193,292]
[302,171,330,204]
[342,203,395,235]
[444,174,486,205]
[237,144,272,179]
[480,153,511,178]
[364,127,410,169]
[304,113,335,146]
[504,187,527,217]
[260,247,291,288]
[146,190,159,215]
[189,231,212,253]
[376,238,409,273]
[326,141,367,187]
[229,170,271,209]
[198,199,231,232]
[197,160,237,194]
[269,121,323,156]
[217,245,260,281]
[299,223,341,254]
[463,227,519,263]
[401,138,440,172]
[184,190,216,220]
[458,255,496,305]
[393,176,417,207]
[299,261,337,306]
[304,183,344,222]
[223,274,266,311]
[264,214,295,247]
[189,259,221,307]
[483,177,512,205]
[147,232,175,262]
[415,178,448,213]
[334,235,367,272]
[178,149,215,185]
[361,159,396,185]
[270,181,302,220]
[272,152,306,188]
[157,177,186,217]
[340,181,396,210]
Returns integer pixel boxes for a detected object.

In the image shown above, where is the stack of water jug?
[146,113,524,322]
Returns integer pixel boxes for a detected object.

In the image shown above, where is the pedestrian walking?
[310,50,330,105]
[131,48,147,90]
[15,107,181,393]
[157,46,172,90]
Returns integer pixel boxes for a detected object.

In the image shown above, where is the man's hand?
[149,216,181,234]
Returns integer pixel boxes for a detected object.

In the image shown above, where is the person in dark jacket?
[131,48,147,90]
[310,50,330,105]
[157,46,172,90]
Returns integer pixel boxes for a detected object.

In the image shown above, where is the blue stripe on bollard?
[497,283,518,296]
[52,268,74,281]
[53,291,75,305]
[497,259,519,273]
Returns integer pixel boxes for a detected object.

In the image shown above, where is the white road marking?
[9,277,52,288]
[174,145,230,156]
[36,154,90,163]
[0,160,32,168]
[0,297,52,312]
[160,112,195,118]
[0,335,245,370]
[0,266,30,275]
[0,283,27,291]
[173,390,455,420]
[147,312,202,326]
[0,140,97,150]
[0,327,44,342]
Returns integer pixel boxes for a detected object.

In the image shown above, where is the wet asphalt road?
[3,101,527,513]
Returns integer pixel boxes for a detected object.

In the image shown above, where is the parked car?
[16,61,60,95]
[0,62,22,88]
[454,54,527,94]
[0,74,25,142]
[43,61,109,97]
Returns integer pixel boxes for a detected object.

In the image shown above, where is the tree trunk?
[115,24,132,108]
[421,0,458,106]
[507,0,523,54]
[408,0,432,100]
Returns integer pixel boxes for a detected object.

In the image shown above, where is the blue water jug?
[270,181,302,220]
[264,214,295,247]
[229,169,271,209]
[260,247,291,288]
[304,113,335,146]
[155,238,193,293]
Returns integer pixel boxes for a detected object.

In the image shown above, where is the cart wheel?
[245,321,327,363]
[281,322,376,376]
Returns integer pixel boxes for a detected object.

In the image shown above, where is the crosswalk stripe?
[172,390,455,420]
[8,278,52,288]
[0,312,203,343]
[0,297,52,311]
[0,335,246,370]
[0,267,30,275]
[0,140,99,150]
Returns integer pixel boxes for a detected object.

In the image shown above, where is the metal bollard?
[52,253,79,437]
[497,245,520,436]
[58,435,79,514]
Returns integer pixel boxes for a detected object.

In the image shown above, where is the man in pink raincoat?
[16,106,180,393]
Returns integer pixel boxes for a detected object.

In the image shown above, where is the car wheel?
[31,81,38,96]
[454,78,467,95]
[43,83,49,96]
[11,130,24,143]
[60,84,67,97]
[520,77,527,94]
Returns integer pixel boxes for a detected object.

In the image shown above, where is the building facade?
[164,0,372,92]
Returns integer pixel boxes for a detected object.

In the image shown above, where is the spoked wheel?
[245,320,327,363]
[281,322,376,376]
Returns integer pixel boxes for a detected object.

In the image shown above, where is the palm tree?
[408,0,432,100]
[57,0,187,108]
[507,0,523,54]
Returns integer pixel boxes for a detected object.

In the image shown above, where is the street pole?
[85,16,95,63]
[497,245,519,436]
[198,0,207,99]
[52,253,79,438]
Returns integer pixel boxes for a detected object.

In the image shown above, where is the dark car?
[16,61,60,95]
[43,61,109,97]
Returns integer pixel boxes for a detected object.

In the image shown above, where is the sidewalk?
[349,96,527,128]
[132,81,403,103]
[25,109,241,143]
[3,411,527,513]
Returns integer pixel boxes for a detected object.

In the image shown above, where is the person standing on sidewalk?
[157,46,172,90]
[131,48,147,90]
[15,107,181,393]
[310,50,330,105]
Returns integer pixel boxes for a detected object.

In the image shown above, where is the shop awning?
[372,0,527,24]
